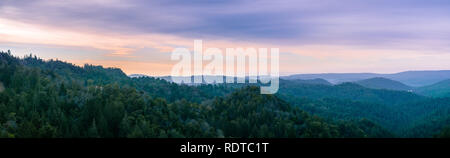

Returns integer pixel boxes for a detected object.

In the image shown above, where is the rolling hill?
[355,77,413,91]
[416,79,450,97]
[278,79,425,105]
[282,70,450,87]
[290,78,332,85]
[282,73,379,84]
[1,51,449,138]
[0,51,394,138]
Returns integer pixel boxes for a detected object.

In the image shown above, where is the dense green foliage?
[131,77,240,103]
[276,79,450,137]
[0,51,389,138]
[278,79,425,105]
[0,51,448,138]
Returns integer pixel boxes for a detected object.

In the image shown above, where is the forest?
[0,51,449,138]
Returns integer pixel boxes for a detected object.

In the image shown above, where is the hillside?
[278,79,425,105]
[290,78,332,85]
[387,71,450,87]
[355,77,413,91]
[204,87,392,138]
[276,79,450,136]
[401,98,450,137]
[416,79,450,97]
[282,73,378,84]
[283,70,450,87]
[1,51,391,138]
[1,51,449,138]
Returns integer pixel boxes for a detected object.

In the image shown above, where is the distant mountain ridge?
[416,79,450,97]
[282,70,450,87]
[290,78,332,85]
[132,72,450,97]
[128,74,149,78]
[3,51,449,138]
[130,75,273,85]
[355,77,413,91]
[278,79,425,105]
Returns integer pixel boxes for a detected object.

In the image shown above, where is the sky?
[1,0,450,76]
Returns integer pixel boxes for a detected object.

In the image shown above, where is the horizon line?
[2,50,450,77]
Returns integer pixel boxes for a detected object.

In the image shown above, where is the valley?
[0,51,449,138]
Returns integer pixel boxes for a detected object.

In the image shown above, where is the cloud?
[1,0,450,75]
[1,0,449,47]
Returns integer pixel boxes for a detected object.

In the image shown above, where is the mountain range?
[131,72,450,97]
[354,77,413,91]
[416,79,450,97]
[2,51,450,138]
[282,70,450,87]
[132,70,450,89]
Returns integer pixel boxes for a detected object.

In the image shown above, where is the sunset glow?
[1,0,450,76]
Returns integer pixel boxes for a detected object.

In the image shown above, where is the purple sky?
[1,0,450,76]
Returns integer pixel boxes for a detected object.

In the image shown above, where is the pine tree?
[88,119,100,138]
